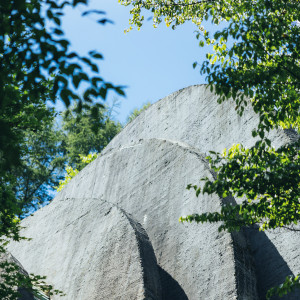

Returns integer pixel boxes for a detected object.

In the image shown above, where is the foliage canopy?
[0,0,123,238]
[0,0,123,297]
[61,104,122,169]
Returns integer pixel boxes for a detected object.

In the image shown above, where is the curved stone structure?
[9,199,161,300]
[7,85,300,299]
[9,139,245,299]
[104,85,294,154]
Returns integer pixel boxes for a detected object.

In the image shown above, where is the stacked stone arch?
[7,85,300,299]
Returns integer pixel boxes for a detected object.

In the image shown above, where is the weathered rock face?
[25,199,161,300]
[103,85,293,154]
[7,85,300,299]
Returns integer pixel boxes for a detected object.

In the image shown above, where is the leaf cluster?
[183,140,300,233]
[56,153,98,192]
[266,274,300,299]
[1,0,125,174]
[61,104,122,169]
[0,257,64,300]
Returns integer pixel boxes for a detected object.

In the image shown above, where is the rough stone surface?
[245,227,300,300]
[9,199,161,300]
[7,85,300,299]
[9,139,244,299]
[104,85,293,154]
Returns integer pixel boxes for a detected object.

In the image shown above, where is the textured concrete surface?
[104,85,293,154]
[245,227,300,300]
[9,139,245,299]
[102,84,299,300]
[7,85,299,299]
[9,199,161,300]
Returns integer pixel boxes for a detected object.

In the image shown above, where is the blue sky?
[61,0,212,123]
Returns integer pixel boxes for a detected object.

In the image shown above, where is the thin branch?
[137,0,216,8]
[282,225,300,232]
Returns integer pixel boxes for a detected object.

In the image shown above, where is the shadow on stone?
[158,266,188,300]
[231,230,259,300]
[245,227,300,300]
[18,287,35,300]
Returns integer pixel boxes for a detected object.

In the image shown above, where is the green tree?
[61,104,122,169]
[0,99,66,299]
[0,0,123,238]
[1,0,123,174]
[9,105,64,214]
[0,0,123,297]
[0,0,125,233]
[120,0,300,298]
[126,102,151,124]
[0,95,62,247]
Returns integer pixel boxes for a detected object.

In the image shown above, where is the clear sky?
[61,0,213,123]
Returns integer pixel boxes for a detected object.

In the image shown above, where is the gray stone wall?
[7,85,299,299]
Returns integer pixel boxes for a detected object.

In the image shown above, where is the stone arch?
[10,138,258,299]
[8,199,162,300]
